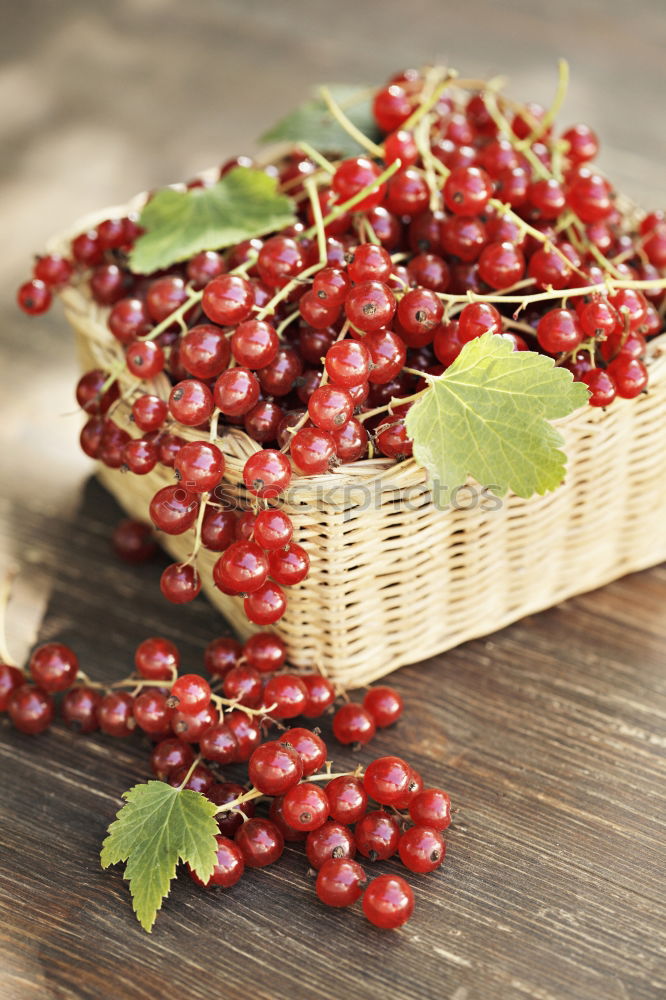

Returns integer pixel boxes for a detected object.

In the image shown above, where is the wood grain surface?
[1,2,666,998]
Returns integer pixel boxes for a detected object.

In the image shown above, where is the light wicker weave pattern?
[55,210,666,687]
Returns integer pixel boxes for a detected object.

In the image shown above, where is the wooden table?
[1,482,665,1000]
[2,2,666,998]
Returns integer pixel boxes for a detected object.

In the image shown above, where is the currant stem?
[177,754,202,791]
[301,160,402,241]
[318,86,384,158]
[297,142,336,176]
[435,276,666,309]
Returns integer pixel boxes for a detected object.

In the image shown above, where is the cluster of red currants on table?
[1,626,451,929]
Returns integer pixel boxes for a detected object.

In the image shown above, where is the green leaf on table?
[100,779,219,932]
[405,332,589,499]
[129,167,296,274]
[259,84,382,156]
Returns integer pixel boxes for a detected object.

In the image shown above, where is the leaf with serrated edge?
[101,780,219,932]
[128,167,296,274]
[260,84,383,157]
[405,332,589,499]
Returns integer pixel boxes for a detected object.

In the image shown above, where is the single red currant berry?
[214,367,260,417]
[375,416,413,459]
[0,664,25,711]
[135,637,180,681]
[120,436,156,476]
[180,324,231,379]
[222,664,263,708]
[478,241,525,290]
[150,737,195,779]
[580,368,616,407]
[333,703,377,745]
[527,246,572,290]
[149,485,199,535]
[398,825,446,873]
[355,809,400,860]
[363,686,404,727]
[204,637,241,678]
[301,673,337,717]
[305,820,357,870]
[325,340,372,388]
[191,835,245,888]
[406,252,450,292]
[537,309,583,354]
[131,394,167,433]
[364,329,407,384]
[169,673,211,715]
[363,756,412,805]
[608,289,648,331]
[202,274,254,325]
[440,216,486,263]
[243,449,292,498]
[316,858,367,908]
[290,427,336,476]
[386,167,430,217]
[8,685,54,733]
[606,356,648,399]
[98,692,136,738]
[279,727,327,775]
[160,563,201,604]
[34,253,74,286]
[373,83,413,132]
[79,417,106,465]
[231,320,279,369]
[396,287,444,343]
[170,702,218,742]
[235,818,284,868]
[312,267,349,307]
[199,722,239,765]
[567,172,612,222]
[17,279,52,315]
[362,875,414,929]
[244,581,287,625]
[168,379,214,426]
[444,166,493,216]
[225,709,261,761]
[263,673,308,719]
[248,740,303,795]
[409,788,452,830]
[344,281,396,333]
[145,276,188,323]
[267,542,310,586]
[243,633,287,674]
[257,236,305,289]
[214,541,268,594]
[186,250,226,289]
[268,795,308,842]
[253,509,293,550]
[562,124,599,163]
[125,340,164,379]
[333,418,369,463]
[175,441,225,493]
[108,298,151,344]
[61,686,102,733]
[326,776,368,824]
[579,299,620,339]
[75,370,119,416]
[348,243,393,284]
[282,782,330,831]
[29,643,79,692]
[332,157,386,212]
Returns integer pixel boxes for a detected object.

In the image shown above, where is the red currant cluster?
[17,65,666,630]
[1,625,451,930]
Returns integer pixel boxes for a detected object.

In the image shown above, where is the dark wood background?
[1,2,666,998]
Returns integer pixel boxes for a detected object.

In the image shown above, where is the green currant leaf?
[100,779,219,932]
[128,167,296,274]
[404,332,590,499]
[259,84,383,156]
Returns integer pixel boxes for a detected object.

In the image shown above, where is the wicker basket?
[54,206,666,688]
